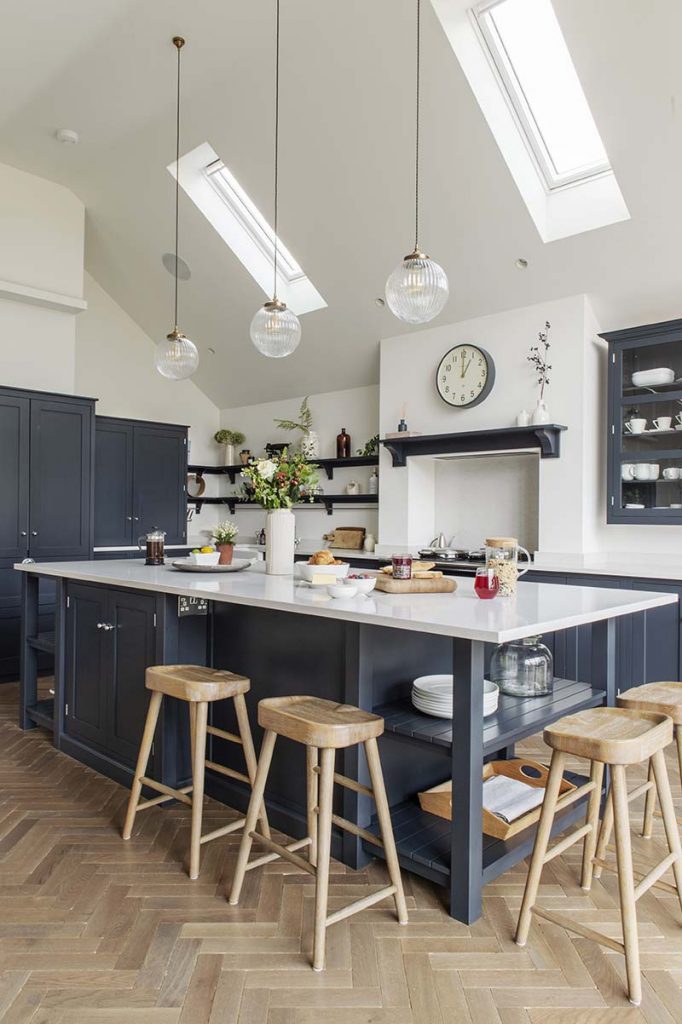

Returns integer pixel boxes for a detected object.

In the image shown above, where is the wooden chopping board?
[374,575,458,594]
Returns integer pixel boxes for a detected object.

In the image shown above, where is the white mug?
[663,467,681,480]
[653,417,672,430]
[634,464,652,481]
[676,412,682,425]
[650,464,660,479]
[625,418,647,434]
[621,463,636,481]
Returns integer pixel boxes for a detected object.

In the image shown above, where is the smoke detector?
[55,128,80,145]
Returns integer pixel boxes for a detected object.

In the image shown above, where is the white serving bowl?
[190,551,220,566]
[345,576,376,595]
[328,582,358,599]
[298,561,349,582]
[631,368,675,387]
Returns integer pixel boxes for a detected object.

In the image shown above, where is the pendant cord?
[173,37,183,331]
[414,0,421,253]
[273,0,280,301]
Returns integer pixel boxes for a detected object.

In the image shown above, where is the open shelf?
[375,678,605,757]
[189,454,378,485]
[26,632,56,655]
[188,493,379,516]
[381,424,566,467]
[364,768,590,887]
[25,698,54,731]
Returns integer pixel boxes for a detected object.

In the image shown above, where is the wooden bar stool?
[122,665,269,879]
[228,695,408,971]
[515,706,682,1006]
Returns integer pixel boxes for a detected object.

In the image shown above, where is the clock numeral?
[477,381,482,389]
[470,390,474,398]
[445,385,449,393]
[445,363,452,372]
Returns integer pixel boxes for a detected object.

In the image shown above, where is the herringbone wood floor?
[2,682,682,1023]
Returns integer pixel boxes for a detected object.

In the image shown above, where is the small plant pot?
[217,544,234,565]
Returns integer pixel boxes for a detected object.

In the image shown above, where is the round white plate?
[172,558,253,573]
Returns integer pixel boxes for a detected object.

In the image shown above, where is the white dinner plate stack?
[411,675,499,719]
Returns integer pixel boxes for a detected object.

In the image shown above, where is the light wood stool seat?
[258,695,384,748]
[228,695,407,971]
[516,706,682,1006]
[122,664,269,879]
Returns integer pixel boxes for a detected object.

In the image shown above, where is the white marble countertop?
[14,559,678,644]
[531,552,682,582]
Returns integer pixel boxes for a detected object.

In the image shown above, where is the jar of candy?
[484,536,530,596]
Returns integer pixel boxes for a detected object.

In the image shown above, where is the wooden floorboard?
[1,680,682,1023]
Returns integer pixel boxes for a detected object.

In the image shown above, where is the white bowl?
[328,582,358,599]
[298,561,349,582]
[190,551,220,566]
[345,576,376,595]
[631,368,675,387]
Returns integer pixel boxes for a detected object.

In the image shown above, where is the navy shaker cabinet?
[94,416,188,547]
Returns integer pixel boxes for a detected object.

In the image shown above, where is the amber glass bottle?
[336,427,351,458]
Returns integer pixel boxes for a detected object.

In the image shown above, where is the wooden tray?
[418,758,577,840]
[374,575,457,594]
[328,527,366,550]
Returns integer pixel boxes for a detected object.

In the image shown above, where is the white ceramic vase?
[265,508,295,575]
[301,431,320,458]
[531,399,550,425]
[223,443,235,466]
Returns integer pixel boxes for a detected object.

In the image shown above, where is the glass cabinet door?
[608,321,682,523]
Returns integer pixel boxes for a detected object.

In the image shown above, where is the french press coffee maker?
[139,528,166,565]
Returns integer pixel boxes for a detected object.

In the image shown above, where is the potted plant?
[212,519,239,564]
[273,397,319,457]
[242,450,318,574]
[527,321,552,425]
[214,428,246,467]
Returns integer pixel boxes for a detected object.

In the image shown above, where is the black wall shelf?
[188,493,379,516]
[189,454,378,484]
[381,424,566,467]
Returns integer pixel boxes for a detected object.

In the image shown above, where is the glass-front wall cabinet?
[604,318,682,523]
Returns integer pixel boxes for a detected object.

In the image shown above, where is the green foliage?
[241,449,319,510]
[274,397,313,435]
[357,434,379,457]
[214,428,245,446]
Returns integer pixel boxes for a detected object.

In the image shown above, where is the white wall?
[216,386,379,543]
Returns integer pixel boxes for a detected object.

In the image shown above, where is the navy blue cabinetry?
[94,417,187,548]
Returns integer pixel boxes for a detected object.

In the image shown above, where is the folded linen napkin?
[482,774,545,824]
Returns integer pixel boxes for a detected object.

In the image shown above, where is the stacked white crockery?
[411,675,499,719]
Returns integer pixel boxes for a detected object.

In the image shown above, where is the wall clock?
[436,344,496,408]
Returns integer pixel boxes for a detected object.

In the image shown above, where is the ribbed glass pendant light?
[155,36,200,380]
[250,0,301,358]
[385,0,449,325]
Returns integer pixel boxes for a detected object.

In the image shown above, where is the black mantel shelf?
[381,424,567,467]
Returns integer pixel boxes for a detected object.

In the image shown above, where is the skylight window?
[169,142,326,316]
[474,0,610,189]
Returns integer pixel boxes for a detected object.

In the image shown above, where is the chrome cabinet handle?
[20,531,27,537]
[96,622,115,631]
[31,531,38,536]
[126,516,133,521]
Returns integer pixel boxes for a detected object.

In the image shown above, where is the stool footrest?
[136,783,193,811]
[627,780,654,803]
[246,833,316,875]
[592,856,680,898]
[328,812,384,849]
[246,836,311,872]
[634,852,679,900]
[543,823,592,864]
[205,760,250,785]
[200,818,247,845]
[325,885,397,928]
[312,766,374,799]
[554,780,595,814]
[138,778,193,808]
[531,906,625,954]
[206,724,242,746]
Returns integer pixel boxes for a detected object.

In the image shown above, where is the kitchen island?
[16,558,677,923]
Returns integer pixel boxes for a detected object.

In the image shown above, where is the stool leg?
[306,746,318,868]
[233,693,271,841]
[312,747,335,972]
[229,729,277,906]
[611,764,641,1006]
[188,702,197,776]
[651,748,682,914]
[593,785,614,880]
[642,759,656,839]
[122,690,163,840]
[364,737,408,925]
[189,701,209,880]
[581,759,605,891]
[515,749,566,946]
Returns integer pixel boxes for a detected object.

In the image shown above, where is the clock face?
[436,345,495,408]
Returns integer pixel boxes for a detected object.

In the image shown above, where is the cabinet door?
[94,419,134,546]
[557,575,628,686]
[64,584,109,751]
[0,392,29,560]
[29,398,93,559]
[628,581,681,686]
[133,425,187,544]
[106,590,157,767]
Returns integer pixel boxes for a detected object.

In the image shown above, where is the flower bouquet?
[242,451,319,574]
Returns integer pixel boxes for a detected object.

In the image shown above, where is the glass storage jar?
[484,536,530,596]
[489,636,553,697]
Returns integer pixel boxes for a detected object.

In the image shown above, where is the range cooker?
[417,547,532,574]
